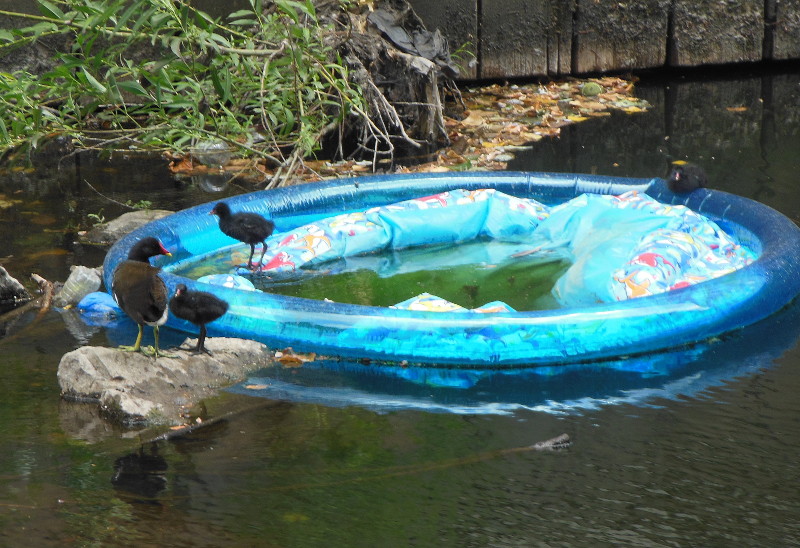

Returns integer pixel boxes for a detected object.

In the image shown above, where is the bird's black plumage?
[169,283,229,354]
[210,202,275,270]
[667,163,707,194]
[112,237,172,357]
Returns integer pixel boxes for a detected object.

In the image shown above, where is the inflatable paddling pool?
[101,172,800,367]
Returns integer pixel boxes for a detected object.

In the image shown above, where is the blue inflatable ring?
[102,172,800,367]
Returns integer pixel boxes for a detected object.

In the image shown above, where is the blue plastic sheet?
[100,172,800,367]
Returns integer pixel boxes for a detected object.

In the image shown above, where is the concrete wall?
[408,0,798,79]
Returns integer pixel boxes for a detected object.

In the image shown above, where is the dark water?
[2,67,800,546]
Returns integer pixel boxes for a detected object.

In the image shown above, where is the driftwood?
[147,400,289,442]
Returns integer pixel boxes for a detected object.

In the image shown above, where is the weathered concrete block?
[407,0,478,79]
[573,0,670,73]
[480,0,574,78]
[669,1,764,66]
[773,0,800,59]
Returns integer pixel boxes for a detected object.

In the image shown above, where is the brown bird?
[667,162,707,194]
[210,202,275,270]
[112,237,173,358]
[169,284,229,354]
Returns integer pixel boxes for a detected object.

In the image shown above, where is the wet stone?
[57,337,272,427]
[81,209,174,246]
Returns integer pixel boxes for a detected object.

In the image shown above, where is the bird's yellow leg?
[147,325,178,359]
[119,324,144,352]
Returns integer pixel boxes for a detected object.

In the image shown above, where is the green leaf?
[115,2,141,31]
[116,80,150,97]
[37,0,65,19]
[228,9,255,19]
[81,68,107,94]
[276,1,300,24]
[169,36,182,58]
[193,9,217,31]
[208,33,231,48]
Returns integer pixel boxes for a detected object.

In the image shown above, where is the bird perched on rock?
[112,237,172,358]
[210,202,275,270]
[667,162,708,194]
[169,284,229,354]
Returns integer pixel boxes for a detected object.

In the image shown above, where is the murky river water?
[1,67,799,546]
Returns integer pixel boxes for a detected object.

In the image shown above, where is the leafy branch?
[0,0,377,184]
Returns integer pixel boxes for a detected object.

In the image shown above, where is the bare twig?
[82,179,138,210]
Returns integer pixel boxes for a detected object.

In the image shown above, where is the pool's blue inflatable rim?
[102,171,800,367]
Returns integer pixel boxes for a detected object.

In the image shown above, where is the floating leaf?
[276,349,316,366]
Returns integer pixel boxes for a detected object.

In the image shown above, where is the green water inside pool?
[173,240,572,310]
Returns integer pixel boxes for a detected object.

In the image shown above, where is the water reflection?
[507,70,800,222]
[228,296,800,414]
[111,443,169,504]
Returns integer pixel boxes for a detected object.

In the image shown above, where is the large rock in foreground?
[58,338,271,426]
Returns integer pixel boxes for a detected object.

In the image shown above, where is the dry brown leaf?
[461,109,496,127]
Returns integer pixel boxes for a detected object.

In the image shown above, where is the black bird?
[112,237,172,358]
[667,162,708,194]
[169,283,229,354]
[210,202,275,270]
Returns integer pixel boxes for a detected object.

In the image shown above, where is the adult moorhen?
[210,202,275,270]
[169,283,229,354]
[667,162,708,194]
[111,237,173,358]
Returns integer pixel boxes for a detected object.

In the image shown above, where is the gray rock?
[58,337,271,426]
[0,266,31,306]
[81,209,174,246]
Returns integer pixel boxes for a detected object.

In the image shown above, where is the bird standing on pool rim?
[210,202,275,271]
[169,284,229,355]
[112,237,173,358]
[666,161,708,194]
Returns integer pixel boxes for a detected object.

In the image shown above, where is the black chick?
[210,202,275,270]
[667,162,708,194]
[169,283,229,354]
[112,237,172,358]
